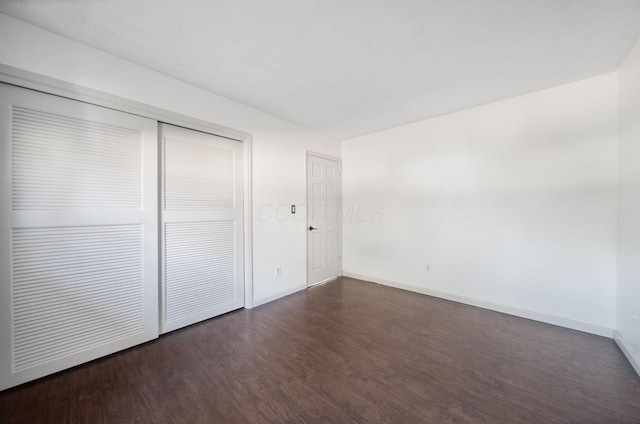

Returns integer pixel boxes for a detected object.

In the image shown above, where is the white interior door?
[307,153,341,286]
[160,124,244,334]
[0,84,159,391]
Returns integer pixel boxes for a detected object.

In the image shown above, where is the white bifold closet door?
[0,84,159,390]
[160,124,244,334]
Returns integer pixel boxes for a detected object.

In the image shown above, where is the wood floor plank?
[1,277,639,423]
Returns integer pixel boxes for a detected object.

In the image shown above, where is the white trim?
[252,285,307,308]
[614,330,640,377]
[305,150,342,163]
[243,135,254,308]
[0,64,255,310]
[0,64,248,141]
[308,276,338,287]
[343,271,614,338]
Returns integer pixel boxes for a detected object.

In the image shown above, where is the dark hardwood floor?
[1,277,639,423]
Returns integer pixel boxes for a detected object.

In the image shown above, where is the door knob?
[308,226,317,231]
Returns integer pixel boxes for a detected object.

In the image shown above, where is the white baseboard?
[252,285,307,308]
[308,276,338,287]
[614,330,640,377]
[342,271,613,338]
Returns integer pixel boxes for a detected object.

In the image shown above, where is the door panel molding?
[306,151,342,286]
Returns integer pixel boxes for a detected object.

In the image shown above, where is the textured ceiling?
[1,1,640,139]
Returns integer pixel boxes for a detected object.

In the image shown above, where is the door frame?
[0,64,255,309]
[305,150,342,287]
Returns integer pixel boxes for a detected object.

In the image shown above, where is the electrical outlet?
[424,264,430,272]
[632,314,639,324]
[275,266,282,277]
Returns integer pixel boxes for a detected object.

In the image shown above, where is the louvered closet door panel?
[0,84,159,390]
[160,123,243,334]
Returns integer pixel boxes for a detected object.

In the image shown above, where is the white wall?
[0,13,631,343]
[342,73,619,336]
[0,14,341,306]
[617,37,640,372]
